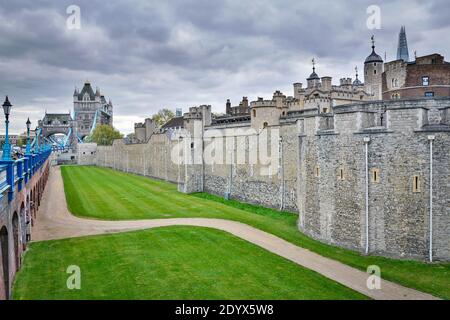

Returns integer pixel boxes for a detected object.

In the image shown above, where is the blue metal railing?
[0,147,52,202]
[0,165,9,193]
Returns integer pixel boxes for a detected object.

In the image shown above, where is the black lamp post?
[2,96,12,160]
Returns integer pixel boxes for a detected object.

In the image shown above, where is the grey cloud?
[0,0,448,134]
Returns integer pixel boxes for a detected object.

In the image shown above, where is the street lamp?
[26,118,31,155]
[2,96,12,160]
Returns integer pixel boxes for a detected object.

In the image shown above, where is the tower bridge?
[38,113,78,150]
[35,81,114,151]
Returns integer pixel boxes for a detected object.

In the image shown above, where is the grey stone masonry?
[298,98,450,261]
[92,98,450,261]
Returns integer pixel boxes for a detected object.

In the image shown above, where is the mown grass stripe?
[14,227,367,300]
[59,166,450,299]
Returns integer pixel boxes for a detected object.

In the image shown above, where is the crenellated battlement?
[250,98,276,108]
[294,98,450,136]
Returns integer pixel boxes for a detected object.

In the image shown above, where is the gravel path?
[32,166,439,300]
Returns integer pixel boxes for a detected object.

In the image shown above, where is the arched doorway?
[0,226,9,299]
[12,213,20,272]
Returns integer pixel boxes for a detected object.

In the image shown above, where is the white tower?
[364,36,384,100]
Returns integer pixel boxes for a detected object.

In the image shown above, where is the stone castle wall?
[90,98,450,261]
[297,99,450,260]
[201,123,299,212]
[96,133,181,184]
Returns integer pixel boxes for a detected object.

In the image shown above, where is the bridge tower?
[73,81,113,141]
[38,113,78,150]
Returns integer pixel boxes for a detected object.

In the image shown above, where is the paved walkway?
[33,166,439,300]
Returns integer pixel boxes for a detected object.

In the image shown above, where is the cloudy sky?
[0,0,449,134]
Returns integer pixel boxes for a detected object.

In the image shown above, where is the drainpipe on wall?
[177,137,181,189]
[143,149,146,176]
[226,149,233,199]
[184,138,188,193]
[279,136,284,211]
[126,151,129,173]
[201,115,205,192]
[428,135,435,263]
[165,146,168,181]
[229,149,233,197]
[363,137,371,255]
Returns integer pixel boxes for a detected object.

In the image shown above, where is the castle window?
[338,168,345,181]
[425,92,435,97]
[190,142,194,149]
[253,109,256,117]
[371,168,380,183]
[392,79,399,88]
[374,69,377,75]
[422,76,430,86]
[374,63,377,66]
[263,122,268,128]
[413,175,421,193]
[315,166,320,178]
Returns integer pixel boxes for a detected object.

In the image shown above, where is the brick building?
[382,27,450,100]
[383,53,450,100]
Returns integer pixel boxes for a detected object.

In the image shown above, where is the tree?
[88,124,123,146]
[152,108,175,127]
[16,137,27,147]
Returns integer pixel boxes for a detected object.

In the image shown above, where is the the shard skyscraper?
[397,26,410,62]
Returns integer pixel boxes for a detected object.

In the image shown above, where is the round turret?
[365,50,383,64]
[364,36,383,100]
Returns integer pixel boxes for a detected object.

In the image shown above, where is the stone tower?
[364,36,383,100]
[73,81,113,140]
[397,26,410,62]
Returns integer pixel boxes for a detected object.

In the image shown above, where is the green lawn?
[61,166,450,299]
[13,226,366,300]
